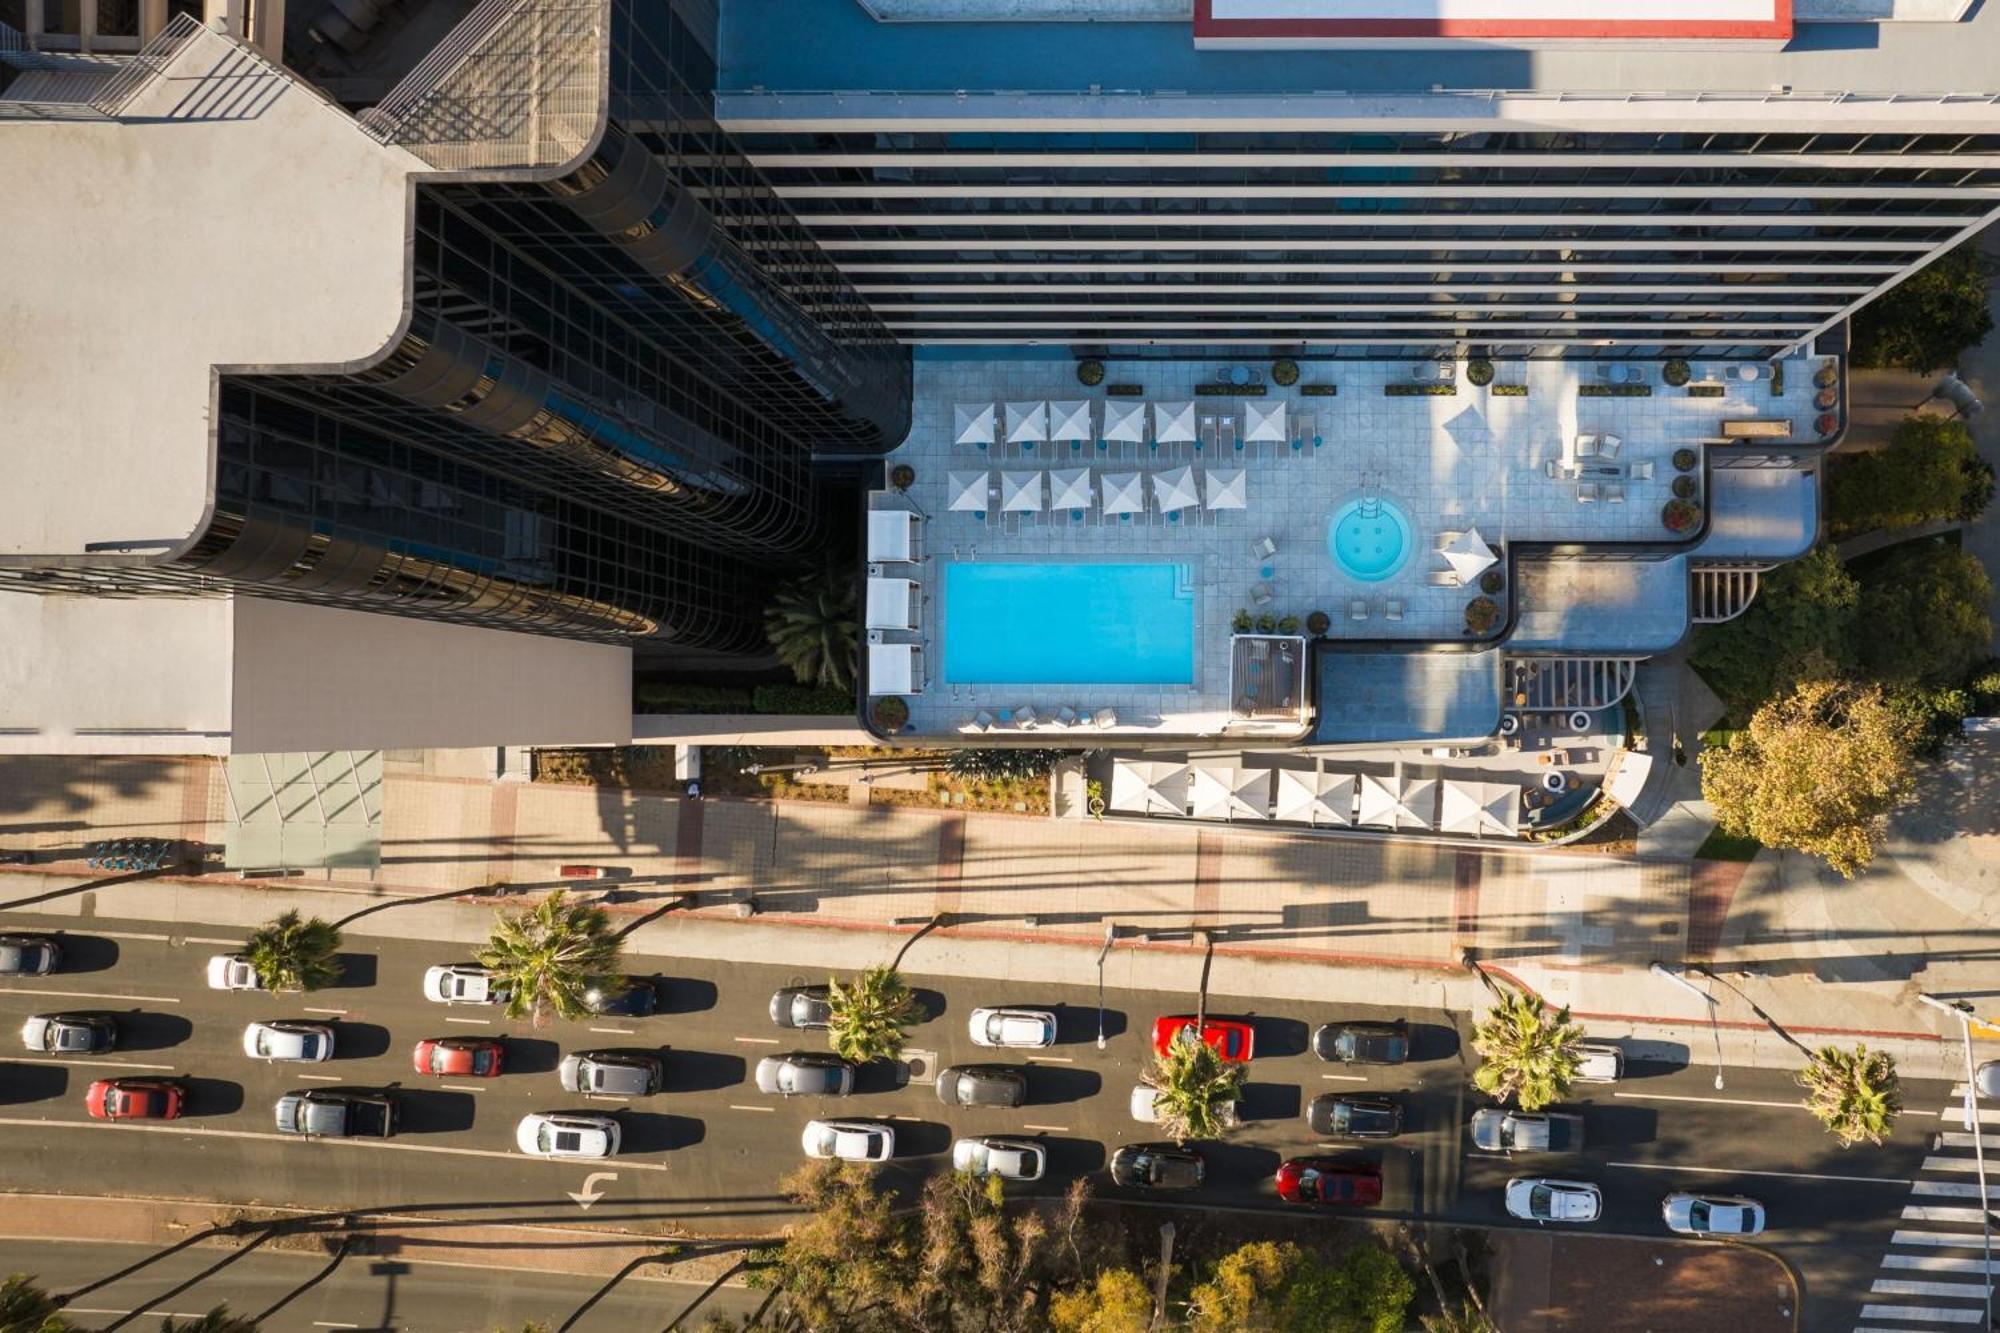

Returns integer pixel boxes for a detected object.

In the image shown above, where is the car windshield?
[1334,1031,1355,1058]
[471,1049,494,1075]
[1530,1185,1553,1214]
[1689,1201,1712,1229]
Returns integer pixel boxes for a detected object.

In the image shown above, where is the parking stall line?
[1320,1074,1368,1082]
[732,1037,780,1045]
[726,1104,775,1113]
[589,1027,635,1036]
[302,1007,346,1016]
[444,1017,490,1025]
[440,1084,486,1093]
[11,1056,174,1072]
[294,1074,342,1082]
[1021,1124,1069,1133]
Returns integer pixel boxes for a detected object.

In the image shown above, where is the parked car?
[204,953,261,991]
[953,1136,1046,1182]
[755,1053,855,1098]
[1470,1110,1585,1154]
[1976,1060,2000,1100]
[1312,1020,1410,1065]
[424,964,509,1006]
[1574,1043,1626,1083]
[935,1064,1028,1109]
[770,985,835,1030]
[1151,1016,1254,1062]
[275,1089,395,1139]
[1110,1144,1204,1191]
[559,1050,663,1097]
[1275,1158,1383,1207]
[21,1013,115,1054]
[1505,1177,1602,1224]
[969,1007,1058,1049]
[516,1111,621,1158]
[801,1119,895,1162]
[583,976,658,1018]
[242,1020,335,1063]
[86,1078,183,1121]
[1308,1094,1403,1140]
[0,934,61,977]
[1130,1082,1239,1127]
[412,1036,505,1078]
[1662,1192,1765,1237]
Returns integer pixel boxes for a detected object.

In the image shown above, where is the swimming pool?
[943,562,1195,685]
[1328,497,1413,582]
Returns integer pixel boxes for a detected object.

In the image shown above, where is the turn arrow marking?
[568,1171,618,1211]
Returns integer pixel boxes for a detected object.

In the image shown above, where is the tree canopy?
[476,890,624,1025]
[1470,993,1583,1112]
[1857,545,1995,689]
[765,569,858,693]
[1827,415,1991,539]
[1799,1044,1903,1147]
[1850,242,1994,372]
[243,911,343,993]
[1141,1033,1248,1144]
[1690,544,1859,719]
[1186,1241,1413,1333]
[824,965,922,1064]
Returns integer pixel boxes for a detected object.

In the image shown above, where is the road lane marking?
[1905,1206,1993,1224]
[1858,1304,1985,1324]
[1937,1105,2000,1125]
[444,1018,490,1026]
[1021,1123,1069,1133]
[9,1056,174,1072]
[302,1007,346,1015]
[1911,1181,2000,1201]
[441,1084,486,1093]
[0,926,241,948]
[726,1104,775,1113]
[294,1074,341,1082]
[1870,1278,1995,1300]
[733,1037,780,1045]
[1887,1257,2000,1275]
[1894,1230,1999,1248]
[1920,1156,1988,1173]
[589,1027,635,1035]
[313,1323,360,1329]
[1938,1133,1987,1149]
[66,1310,210,1321]
[1320,1074,1368,1082]
[0,1114,674,1169]
[1606,1159,1906,1187]
[1611,1091,1805,1111]
[0,986,180,1004]
[1028,1056,1074,1064]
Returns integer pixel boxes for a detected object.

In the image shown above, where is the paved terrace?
[876,351,1817,739]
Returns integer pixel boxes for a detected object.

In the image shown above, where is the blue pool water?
[1328,497,1413,582]
[944,562,1195,685]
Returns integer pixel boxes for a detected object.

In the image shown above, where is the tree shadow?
[1238,1081,1303,1124]
[0,1062,67,1103]
[910,988,949,1024]
[1025,1067,1101,1106]
[1038,1136,1107,1178]
[660,1050,746,1095]
[500,1037,563,1076]
[325,954,379,991]
[1408,1023,1462,1063]
[330,1021,392,1061]
[177,1076,244,1117]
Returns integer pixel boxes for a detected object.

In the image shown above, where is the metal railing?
[0,19,25,52]
[85,10,202,115]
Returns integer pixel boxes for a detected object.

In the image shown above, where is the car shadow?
[325,953,378,990]
[1248,1016,1309,1059]
[1025,1066,1102,1105]
[1047,1004,1125,1046]
[0,1062,67,1103]
[47,933,119,974]
[854,1059,912,1095]
[112,1010,193,1052]
[1238,1081,1303,1123]
[390,1087,476,1135]
[501,1037,562,1076]
[1039,1135,1107,1177]
[653,977,718,1015]
[177,1076,244,1118]
[887,1119,953,1159]
[1579,1104,1658,1149]
[330,1021,392,1061]
[1408,1023,1461,1063]
[620,1111,704,1153]
[660,1050,746,1095]
[1189,1139,1282,1182]
[1618,1039,1692,1076]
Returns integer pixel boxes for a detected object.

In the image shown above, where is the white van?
[1574,1043,1625,1083]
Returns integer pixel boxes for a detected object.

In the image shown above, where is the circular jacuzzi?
[1327,496,1413,582]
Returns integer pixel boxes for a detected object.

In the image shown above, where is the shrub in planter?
[871,696,909,732]
[1271,359,1300,386]
[1672,447,1699,473]
[890,463,916,491]
[1231,609,1254,633]
[1076,359,1105,386]
[1276,614,1300,634]
[945,748,1068,782]
[1464,596,1499,636]
[1672,475,1698,500]
[1817,412,1840,437]
[1662,499,1703,534]
[1255,612,1278,634]
[1305,610,1331,637]
[1663,358,1692,387]
[1466,358,1495,387]
[1816,387,1839,410]
[1479,569,1505,596]
[1814,364,1839,389]
[1491,383,1528,397]
[1687,384,1725,398]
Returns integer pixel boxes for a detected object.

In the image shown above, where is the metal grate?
[1690,566,1763,624]
[1505,656,1640,712]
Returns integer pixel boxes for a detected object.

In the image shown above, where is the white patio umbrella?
[1101,472,1145,515]
[1398,777,1439,831]
[1005,400,1048,443]
[1316,772,1358,826]
[868,642,916,695]
[1153,400,1197,444]
[1244,398,1287,443]
[1151,465,1200,513]
[954,402,996,447]
[867,509,915,562]
[1439,779,1484,837]
[947,470,991,512]
[1273,770,1355,825]
[1103,398,1146,443]
[1355,773,1400,827]
[1204,467,1247,510]
[1048,399,1093,442]
[1478,783,1521,837]
[1000,470,1044,512]
[1110,760,1190,816]
[1048,468,1092,511]
[1188,765,1235,820]
[1224,767,1272,820]
[1442,527,1499,583]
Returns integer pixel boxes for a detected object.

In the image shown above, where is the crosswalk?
[1854,1091,1996,1330]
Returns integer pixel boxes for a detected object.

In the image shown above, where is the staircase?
[1690,567,1762,624]
[1504,656,1640,712]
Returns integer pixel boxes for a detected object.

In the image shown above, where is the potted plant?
[1231,609,1254,633]
[1464,596,1499,636]
[1086,778,1106,821]
[1479,568,1505,596]
[1672,447,1699,473]
[1662,499,1703,534]
[1271,358,1300,386]
[1815,386,1838,410]
[1816,412,1840,437]
[1305,609,1330,637]
[1077,359,1106,386]
[1466,358,1495,387]
[1672,474,1698,500]
[871,695,909,732]
[1255,612,1278,634]
[1662,358,1692,387]
[1276,614,1300,634]
[889,463,916,491]
[1814,364,1839,389]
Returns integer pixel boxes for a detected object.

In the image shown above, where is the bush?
[1691,546,1860,719]
[1688,383,1725,398]
[1663,358,1692,387]
[1385,383,1456,396]
[1271,358,1300,386]
[1672,475,1698,500]
[1492,383,1528,397]
[1851,241,1994,372]
[1673,448,1699,472]
[1887,682,1974,758]
[1663,499,1703,533]
[1300,383,1339,397]
[1076,359,1105,386]
[871,696,908,732]
[1255,612,1278,633]
[1827,415,1988,538]
[890,463,915,491]
[1231,609,1253,633]
[1960,456,1996,522]
[634,681,754,714]
[1973,663,2000,712]
[1857,544,1994,689]
[1305,610,1330,636]
[1579,383,1650,397]
[943,749,1068,782]
[753,683,854,715]
[1276,613,1300,634]
[1466,358,1495,386]
[1479,568,1505,596]
[1465,596,1499,636]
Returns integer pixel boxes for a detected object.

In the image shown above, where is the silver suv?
[935,1064,1027,1109]
[558,1051,663,1097]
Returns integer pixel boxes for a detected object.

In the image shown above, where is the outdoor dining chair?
[1252,536,1277,560]
[1575,434,1600,458]
[1349,599,1369,621]
[1385,600,1404,622]
[1577,482,1601,503]
[1629,461,1655,480]
[1605,484,1626,504]
[1427,570,1460,587]
[1250,583,1274,607]
[1598,435,1623,459]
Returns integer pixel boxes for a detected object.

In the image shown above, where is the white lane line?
[1905,1206,1994,1224]
[444,1018,490,1026]
[589,1027,635,1035]
[1858,1308,1985,1326]
[1894,1230,1998,1248]
[726,1104,775,1113]
[0,1114,674,1169]
[889,1114,924,1122]
[1920,1156,1989,1173]
[1911,1181,2000,1201]
[0,926,240,948]
[1938,1133,1988,1149]
[313,1322,361,1329]
[1021,1123,1069,1133]
[1320,1074,1368,1082]
[1886,1257,2000,1275]
[66,1310,210,1321]
[184,936,244,947]
[302,1007,346,1015]
[733,1037,780,1045]
[9,1055,174,1072]
[1028,1056,1075,1064]
[0,986,180,1004]
[440,1084,486,1093]
[1611,1091,1806,1111]
[1937,1106,2000,1125]
[1606,1159,1906,1187]
[1870,1278,1994,1300]
[294,1074,341,1082]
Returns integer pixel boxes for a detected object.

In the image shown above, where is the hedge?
[1579,383,1652,398]
[1386,383,1457,397]
[1106,384,1144,397]
[1687,384,1726,398]
[1301,383,1339,397]
[752,683,856,715]
[1491,384,1528,397]
[634,681,856,715]
[1197,383,1266,396]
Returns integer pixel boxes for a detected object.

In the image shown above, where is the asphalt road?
[0,907,1956,1330]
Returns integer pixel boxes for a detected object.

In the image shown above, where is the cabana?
[865,577,917,631]
[1103,398,1146,444]
[868,643,921,695]
[1272,769,1356,826]
[867,510,918,563]
[1001,470,1045,512]
[1204,468,1246,510]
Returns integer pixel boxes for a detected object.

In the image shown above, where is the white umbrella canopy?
[1204,468,1247,510]
[1355,773,1400,827]
[1152,466,1200,513]
[1439,779,1483,837]
[1000,470,1045,512]
[1049,468,1092,511]
[1398,777,1439,831]
[1154,400,1197,444]
[1273,770,1354,825]
[1101,472,1145,514]
[1244,398,1287,442]
[1226,767,1272,820]
[868,642,915,695]
[1110,760,1190,816]
[1442,527,1499,583]
[1103,398,1146,443]
[1188,765,1234,820]
[954,402,996,446]
[1478,783,1521,837]
[1048,399,1093,442]
[948,470,991,512]
[1005,400,1048,443]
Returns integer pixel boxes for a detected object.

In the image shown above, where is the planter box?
[1491,384,1528,397]
[1687,384,1726,398]
[1385,383,1457,397]
[1106,384,1144,397]
[1578,383,1652,398]
[1197,383,1266,396]
[1301,383,1339,397]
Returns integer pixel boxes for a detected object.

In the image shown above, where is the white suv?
[516,1112,620,1159]
[423,965,509,1005]
[969,1007,1058,1048]
[205,954,262,991]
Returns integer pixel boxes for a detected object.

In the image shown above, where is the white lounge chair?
[1385,600,1404,622]
[1055,705,1078,728]
[1427,570,1460,587]
[1575,434,1600,458]
[1605,484,1626,504]
[1251,536,1276,560]
[1350,599,1369,621]
[1598,434,1623,459]
[1093,707,1118,729]
[971,710,995,731]
[1250,583,1274,606]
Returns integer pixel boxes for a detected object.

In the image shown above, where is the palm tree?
[476,891,624,1026]
[1799,1043,1902,1147]
[1471,992,1583,1111]
[765,569,857,693]
[159,1306,259,1332]
[824,965,921,1064]
[1140,1031,1247,1145]
[0,1274,71,1332]
[242,911,343,993]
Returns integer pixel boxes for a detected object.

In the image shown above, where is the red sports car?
[411,1036,506,1078]
[85,1078,183,1121]
[1275,1158,1383,1208]
[1151,1016,1255,1062]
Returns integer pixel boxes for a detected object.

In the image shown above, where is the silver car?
[558,1051,662,1097]
[969,1007,1058,1049]
[754,1053,855,1097]
[1662,1192,1765,1237]
[952,1136,1046,1181]
[0,935,60,977]
[801,1119,895,1162]
[242,1020,335,1062]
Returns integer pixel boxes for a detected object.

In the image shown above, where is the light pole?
[1096,923,1117,1050]
[1917,992,1992,1333]
[1650,961,1725,1091]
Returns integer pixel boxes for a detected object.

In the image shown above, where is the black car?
[0,934,61,977]
[1313,1019,1410,1065]
[1110,1144,1205,1191]
[770,985,835,1030]
[1308,1094,1404,1139]
[583,976,658,1018]
[935,1064,1027,1109]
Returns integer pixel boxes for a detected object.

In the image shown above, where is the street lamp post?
[1096,923,1117,1050]
[1917,992,1993,1333]
[1650,961,1725,1091]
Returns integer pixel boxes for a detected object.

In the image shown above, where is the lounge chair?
[1434,530,1464,551]
[1598,434,1623,459]
[1252,536,1276,560]
[1605,484,1626,504]
[1349,599,1369,621]
[1543,460,1572,479]
[1055,705,1078,727]
[1093,707,1118,729]
[1629,461,1655,480]
[971,710,995,731]
[1575,434,1600,458]
[1577,482,1601,503]
[1385,600,1404,621]
[1250,583,1274,607]
[1012,704,1039,729]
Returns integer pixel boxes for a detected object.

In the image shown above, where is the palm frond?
[824,966,919,1064]
[476,891,624,1026]
[1470,993,1582,1111]
[1140,1033,1246,1144]
[1799,1044,1901,1147]
[243,911,343,993]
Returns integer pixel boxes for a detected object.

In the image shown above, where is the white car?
[1505,1177,1601,1225]
[1976,1060,2000,1100]
[205,954,262,991]
[801,1119,895,1162]
[424,964,508,1005]
[1662,1192,1765,1237]
[1130,1083,1239,1128]
[516,1112,621,1159]
[241,1020,335,1062]
[969,1007,1058,1049]
[1573,1043,1625,1083]
[953,1136,1047,1182]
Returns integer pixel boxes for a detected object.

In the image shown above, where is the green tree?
[1187,1241,1413,1333]
[1799,1044,1902,1147]
[476,890,624,1026]
[1851,242,1994,372]
[1048,1269,1152,1333]
[1471,993,1583,1111]
[824,965,921,1064]
[242,911,343,993]
[158,1307,260,1332]
[1827,415,1987,538]
[943,749,1071,782]
[1690,545,1859,718]
[1858,545,1994,688]
[765,569,858,693]
[1702,678,1919,878]
[1140,1032,1247,1144]
[0,1275,71,1333]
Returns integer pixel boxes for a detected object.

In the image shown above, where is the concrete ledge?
[629,714,873,746]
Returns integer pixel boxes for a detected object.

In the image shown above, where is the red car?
[411,1036,506,1078]
[1276,1158,1383,1208]
[85,1078,183,1121]
[1151,1016,1255,1062]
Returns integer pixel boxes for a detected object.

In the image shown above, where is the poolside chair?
[1598,434,1623,459]
[1577,482,1601,503]
[1605,484,1627,504]
[1250,583,1274,607]
[1575,434,1600,458]
[1055,705,1078,728]
[1219,417,1237,454]
[1385,600,1404,622]
[1629,461,1655,480]
[971,710,995,731]
[1620,366,1648,385]
[1594,363,1615,383]
[1199,418,1216,454]
[1093,707,1118,729]
[1543,460,1573,480]
[1427,570,1461,587]
[1013,704,1040,729]
[1349,599,1369,621]
[1251,536,1276,560]
[1434,530,1464,551]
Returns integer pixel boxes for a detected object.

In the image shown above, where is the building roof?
[1314,650,1502,745]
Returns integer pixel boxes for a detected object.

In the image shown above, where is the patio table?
[1578,463,1625,479]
